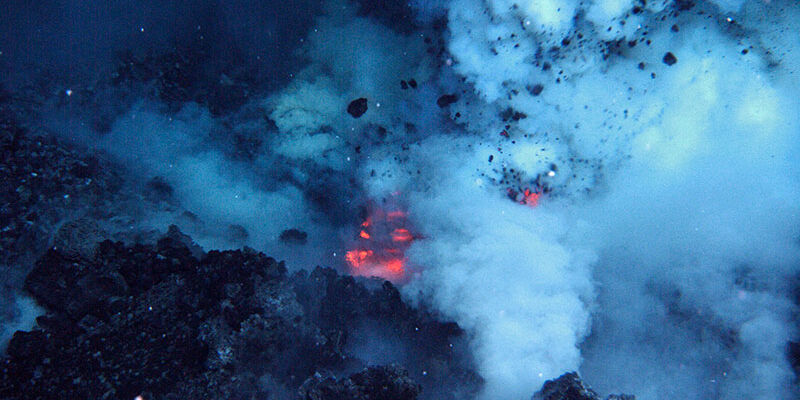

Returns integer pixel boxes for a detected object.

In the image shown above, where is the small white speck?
[63,194,69,199]
[376,102,381,108]
[547,170,556,177]
[346,157,351,161]
[66,89,73,96]
[148,306,153,311]
[422,370,427,376]
[140,27,145,32]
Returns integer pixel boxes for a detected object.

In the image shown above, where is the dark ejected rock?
[279,228,308,245]
[675,0,695,10]
[436,94,459,108]
[347,98,368,118]
[533,372,635,400]
[529,84,544,96]
[662,52,678,66]
[144,176,174,202]
[501,108,528,122]
[226,224,249,243]
[789,341,800,375]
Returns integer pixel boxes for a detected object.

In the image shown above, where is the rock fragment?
[663,52,678,66]
[436,94,458,108]
[347,98,368,118]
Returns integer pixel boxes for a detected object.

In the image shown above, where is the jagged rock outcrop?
[0,227,478,399]
[299,364,420,400]
[0,117,123,269]
[533,372,635,400]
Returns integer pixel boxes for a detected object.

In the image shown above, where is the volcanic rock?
[436,94,458,108]
[280,228,308,245]
[0,117,123,268]
[528,84,544,96]
[662,52,678,66]
[533,372,635,400]
[298,364,421,400]
[112,47,256,115]
[0,228,478,399]
[347,98,369,118]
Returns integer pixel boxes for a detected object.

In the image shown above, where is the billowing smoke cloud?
[398,137,597,399]
[2,0,799,399]
[395,0,800,399]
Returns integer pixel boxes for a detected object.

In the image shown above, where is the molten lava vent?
[507,187,542,208]
[345,197,416,283]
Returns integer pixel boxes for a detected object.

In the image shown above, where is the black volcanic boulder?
[436,94,458,108]
[298,364,421,400]
[662,52,678,66]
[533,372,635,400]
[347,98,368,118]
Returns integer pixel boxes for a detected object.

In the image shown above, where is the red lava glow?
[390,228,413,243]
[345,249,374,268]
[507,187,542,208]
[522,188,541,207]
[344,198,416,283]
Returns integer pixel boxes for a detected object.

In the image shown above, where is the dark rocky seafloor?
[0,223,628,400]
[1,225,478,399]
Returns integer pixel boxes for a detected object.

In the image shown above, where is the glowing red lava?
[522,188,541,207]
[344,198,415,283]
[507,187,542,208]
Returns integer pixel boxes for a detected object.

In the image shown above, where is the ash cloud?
[401,0,800,399]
